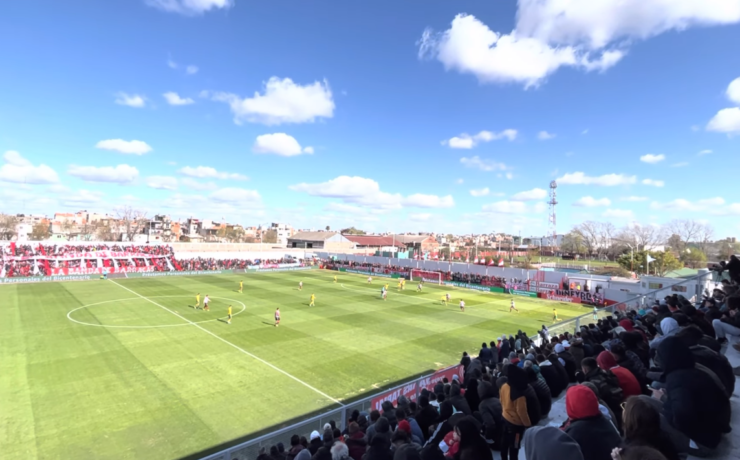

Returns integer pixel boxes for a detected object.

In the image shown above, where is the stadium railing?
[198,270,714,460]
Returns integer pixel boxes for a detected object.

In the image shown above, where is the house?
[342,234,406,253]
[394,234,439,253]
[270,223,294,246]
[287,231,354,250]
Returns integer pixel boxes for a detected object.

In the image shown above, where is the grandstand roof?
[342,235,406,248]
[288,231,339,241]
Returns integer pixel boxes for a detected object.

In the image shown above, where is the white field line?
[108,279,343,406]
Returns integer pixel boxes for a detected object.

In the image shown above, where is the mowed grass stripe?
[2,269,590,460]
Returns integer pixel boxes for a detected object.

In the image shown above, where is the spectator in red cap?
[564,385,622,460]
[597,351,641,398]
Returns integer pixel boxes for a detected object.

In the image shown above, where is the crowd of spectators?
[0,243,175,257]
[251,288,738,460]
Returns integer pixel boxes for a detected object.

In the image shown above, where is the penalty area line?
[108,279,343,406]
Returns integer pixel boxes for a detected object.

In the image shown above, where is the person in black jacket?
[415,396,439,442]
[448,383,471,415]
[498,365,540,460]
[459,352,471,372]
[489,341,499,368]
[547,353,570,392]
[657,336,731,452]
[563,385,622,460]
[453,416,490,460]
[675,326,735,398]
[499,337,510,364]
[477,380,503,450]
[479,343,493,368]
[523,365,551,417]
[464,378,480,413]
[554,343,577,382]
[537,354,566,397]
[580,357,624,425]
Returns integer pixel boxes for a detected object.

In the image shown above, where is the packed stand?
[252,264,740,460]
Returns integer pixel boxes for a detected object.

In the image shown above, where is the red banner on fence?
[370,365,464,411]
[540,291,582,303]
[50,266,156,276]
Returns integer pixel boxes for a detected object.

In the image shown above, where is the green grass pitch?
[0,269,588,460]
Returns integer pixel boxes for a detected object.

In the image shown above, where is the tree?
[263,229,278,244]
[666,234,684,252]
[94,221,115,241]
[718,240,739,260]
[325,225,331,231]
[651,250,683,276]
[695,223,714,254]
[30,222,50,241]
[116,206,147,242]
[619,223,666,251]
[665,219,702,248]
[0,214,18,240]
[340,227,366,235]
[681,247,707,269]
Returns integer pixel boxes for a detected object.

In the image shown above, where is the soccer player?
[440,295,447,305]
[238,281,243,294]
[459,299,465,312]
[552,308,558,323]
[274,308,280,327]
[593,306,598,321]
[309,294,315,307]
[510,299,519,313]
[417,282,423,292]
[397,280,403,291]
[446,293,451,303]
[195,293,201,309]
[367,276,372,283]
[299,281,303,291]
[383,289,388,301]
[384,283,389,292]
[401,279,406,290]
[203,295,210,311]
[227,305,232,324]
[334,275,337,283]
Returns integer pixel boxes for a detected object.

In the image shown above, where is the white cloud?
[146,176,178,191]
[186,65,199,75]
[0,151,59,184]
[727,77,740,105]
[114,92,146,108]
[537,131,556,140]
[325,202,365,214]
[706,107,740,134]
[671,162,689,168]
[602,209,634,219]
[212,77,335,125]
[167,56,178,69]
[460,156,507,171]
[443,129,517,149]
[145,0,233,15]
[557,171,637,186]
[698,149,713,156]
[95,139,152,155]
[573,196,611,207]
[640,153,665,164]
[482,200,547,215]
[289,175,453,210]
[62,190,104,207]
[621,196,648,202]
[650,197,725,211]
[181,177,218,191]
[510,188,547,201]
[505,172,513,180]
[178,165,248,180]
[470,187,490,197]
[642,178,665,187]
[209,187,262,204]
[163,92,195,106]
[252,133,313,157]
[420,3,740,87]
[456,178,464,184]
[403,194,455,208]
[68,164,139,184]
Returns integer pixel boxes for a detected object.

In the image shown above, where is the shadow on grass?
[177,368,437,460]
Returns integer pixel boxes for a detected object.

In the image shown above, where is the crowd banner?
[0,275,94,284]
[443,281,498,293]
[370,365,464,411]
[255,266,315,273]
[508,289,538,298]
[129,270,233,278]
[527,281,561,293]
[541,292,582,303]
[51,266,156,276]
[549,289,602,304]
[3,251,168,261]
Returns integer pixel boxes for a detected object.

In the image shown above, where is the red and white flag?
[474,257,479,264]
[498,258,504,267]
[488,259,495,266]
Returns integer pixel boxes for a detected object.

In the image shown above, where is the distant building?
[342,234,406,253]
[270,223,294,246]
[393,235,439,254]
[287,231,354,250]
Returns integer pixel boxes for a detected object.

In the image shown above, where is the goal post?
[410,269,442,285]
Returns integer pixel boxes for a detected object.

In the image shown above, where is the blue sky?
[1,0,740,237]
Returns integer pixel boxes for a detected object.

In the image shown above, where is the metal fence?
[200,270,714,460]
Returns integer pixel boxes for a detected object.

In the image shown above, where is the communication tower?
[548,180,558,248]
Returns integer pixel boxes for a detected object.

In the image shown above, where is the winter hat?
[523,426,584,460]
[452,374,459,382]
[348,422,360,435]
[562,340,571,348]
[310,430,321,441]
[398,419,412,435]
[554,343,565,354]
[323,423,332,432]
[375,416,390,434]
[596,351,618,370]
[566,385,600,420]
[525,353,535,362]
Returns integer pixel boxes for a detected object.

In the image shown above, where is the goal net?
[410,269,442,285]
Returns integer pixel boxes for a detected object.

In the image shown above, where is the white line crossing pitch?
[108,279,343,406]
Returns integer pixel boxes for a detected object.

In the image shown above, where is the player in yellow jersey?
[195,293,201,309]
[238,281,243,293]
[227,305,232,324]
[397,280,403,291]
[553,308,559,323]
[401,279,406,290]
[334,275,337,283]
[440,295,447,305]
[384,283,389,293]
[309,294,315,307]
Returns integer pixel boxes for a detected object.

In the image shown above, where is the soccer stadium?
[5,1,740,460]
